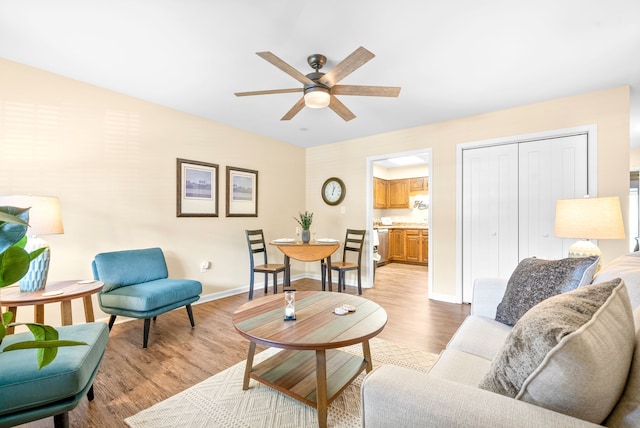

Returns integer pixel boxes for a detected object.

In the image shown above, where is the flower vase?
[301,229,311,243]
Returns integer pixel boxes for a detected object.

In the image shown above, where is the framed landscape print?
[226,166,258,217]
[176,158,219,217]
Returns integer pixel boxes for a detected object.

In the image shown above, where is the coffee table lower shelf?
[247,348,367,409]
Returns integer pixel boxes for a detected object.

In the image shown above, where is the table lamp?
[0,195,64,291]
[554,196,625,259]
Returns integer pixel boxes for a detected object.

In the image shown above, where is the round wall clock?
[321,177,346,206]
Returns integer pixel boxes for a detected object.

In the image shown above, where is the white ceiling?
[1,0,639,149]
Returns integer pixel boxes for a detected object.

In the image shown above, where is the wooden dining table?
[270,240,340,291]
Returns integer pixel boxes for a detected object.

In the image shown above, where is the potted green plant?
[0,206,85,369]
[294,211,313,243]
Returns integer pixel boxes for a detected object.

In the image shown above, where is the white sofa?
[361,254,640,428]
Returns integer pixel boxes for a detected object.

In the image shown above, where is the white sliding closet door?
[461,133,589,302]
[518,135,588,260]
[462,144,519,301]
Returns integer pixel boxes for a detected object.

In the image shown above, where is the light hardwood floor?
[19,263,470,427]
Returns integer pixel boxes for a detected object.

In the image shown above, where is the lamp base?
[567,240,602,270]
[19,237,50,292]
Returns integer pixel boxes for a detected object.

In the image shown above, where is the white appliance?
[380,217,393,226]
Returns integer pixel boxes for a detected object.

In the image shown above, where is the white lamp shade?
[555,196,625,240]
[304,87,330,108]
[0,195,64,236]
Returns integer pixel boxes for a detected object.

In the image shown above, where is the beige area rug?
[125,338,438,428]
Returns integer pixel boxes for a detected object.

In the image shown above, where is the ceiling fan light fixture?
[304,86,330,108]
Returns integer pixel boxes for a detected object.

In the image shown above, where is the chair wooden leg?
[272,272,278,294]
[263,273,269,294]
[186,304,195,327]
[107,315,117,330]
[321,262,326,291]
[87,384,95,401]
[143,318,151,348]
[53,412,69,428]
[249,271,255,300]
[357,267,362,295]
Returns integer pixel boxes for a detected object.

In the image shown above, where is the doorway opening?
[366,149,432,294]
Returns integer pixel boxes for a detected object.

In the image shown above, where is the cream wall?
[307,86,631,301]
[0,58,305,326]
[0,57,631,316]
[631,148,640,169]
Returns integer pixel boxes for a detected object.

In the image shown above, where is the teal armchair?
[0,322,109,427]
[92,247,202,348]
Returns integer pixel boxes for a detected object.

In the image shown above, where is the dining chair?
[245,229,286,300]
[323,229,366,294]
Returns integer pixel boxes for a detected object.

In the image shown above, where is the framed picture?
[226,166,258,217]
[176,158,219,217]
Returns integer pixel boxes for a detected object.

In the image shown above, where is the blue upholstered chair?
[0,322,109,428]
[92,247,202,348]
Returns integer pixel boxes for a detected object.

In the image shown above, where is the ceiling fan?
[234,46,401,121]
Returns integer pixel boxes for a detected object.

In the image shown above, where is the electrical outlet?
[200,261,210,272]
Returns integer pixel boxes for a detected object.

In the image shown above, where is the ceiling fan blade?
[332,85,401,97]
[319,46,375,87]
[235,88,303,97]
[328,95,356,121]
[281,97,306,121]
[256,52,314,85]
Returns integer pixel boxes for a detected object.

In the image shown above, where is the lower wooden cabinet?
[388,228,428,266]
[389,229,406,260]
[421,229,429,265]
[405,230,421,262]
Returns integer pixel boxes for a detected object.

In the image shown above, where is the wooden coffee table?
[232,291,387,428]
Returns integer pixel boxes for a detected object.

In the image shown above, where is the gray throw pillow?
[495,256,599,326]
[479,279,635,424]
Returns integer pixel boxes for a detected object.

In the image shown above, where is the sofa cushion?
[592,251,640,310]
[93,247,169,292]
[605,305,640,427]
[427,348,493,387]
[495,256,599,326]
[479,279,635,424]
[98,278,202,312]
[446,315,512,361]
[0,322,109,415]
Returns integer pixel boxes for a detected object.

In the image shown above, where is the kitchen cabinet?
[409,177,428,192]
[388,179,409,208]
[389,229,405,260]
[421,229,429,265]
[373,177,388,209]
[405,229,428,265]
[388,228,428,266]
[374,176,428,209]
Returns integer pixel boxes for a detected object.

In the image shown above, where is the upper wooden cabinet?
[388,179,409,208]
[409,177,428,192]
[374,176,428,209]
[373,177,388,209]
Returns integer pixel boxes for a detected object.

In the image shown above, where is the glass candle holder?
[284,290,296,321]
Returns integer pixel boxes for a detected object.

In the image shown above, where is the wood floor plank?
[17,263,470,427]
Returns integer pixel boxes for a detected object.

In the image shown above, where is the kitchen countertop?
[373,223,428,230]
